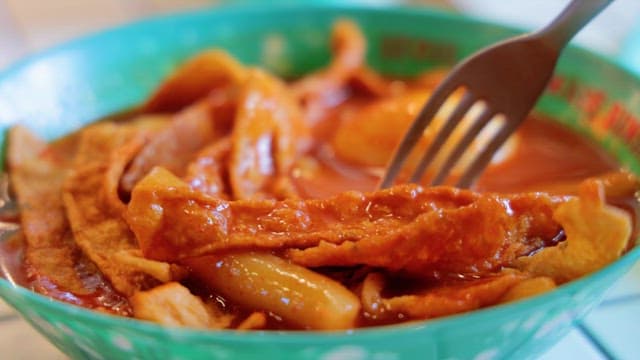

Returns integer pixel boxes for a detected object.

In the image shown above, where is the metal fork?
[0,173,20,283]
[379,0,612,189]
[0,173,19,232]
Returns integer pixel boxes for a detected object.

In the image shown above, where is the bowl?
[0,3,639,360]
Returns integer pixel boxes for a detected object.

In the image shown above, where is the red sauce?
[478,118,619,193]
[292,114,620,198]
[0,105,633,325]
[0,231,131,315]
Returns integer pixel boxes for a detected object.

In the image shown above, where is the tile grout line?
[599,293,640,308]
[576,322,617,360]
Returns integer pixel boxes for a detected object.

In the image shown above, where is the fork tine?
[0,173,19,233]
[408,91,475,183]
[0,173,18,218]
[456,116,522,188]
[430,106,495,186]
[379,80,461,189]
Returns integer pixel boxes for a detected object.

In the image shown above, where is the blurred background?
[0,1,639,359]
[1,0,640,71]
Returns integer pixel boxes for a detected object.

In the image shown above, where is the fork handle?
[537,0,613,50]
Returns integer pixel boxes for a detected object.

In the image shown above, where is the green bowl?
[1,4,639,360]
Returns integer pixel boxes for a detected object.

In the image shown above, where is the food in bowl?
[3,20,638,332]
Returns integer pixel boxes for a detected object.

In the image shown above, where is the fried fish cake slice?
[131,282,233,329]
[291,20,366,122]
[8,127,92,293]
[126,167,562,277]
[8,126,132,313]
[184,136,232,199]
[64,123,166,296]
[229,69,309,199]
[515,178,633,283]
[361,270,527,321]
[120,92,235,193]
[286,190,561,276]
[144,50,246,113]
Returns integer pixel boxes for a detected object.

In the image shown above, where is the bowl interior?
[0,4,639,360]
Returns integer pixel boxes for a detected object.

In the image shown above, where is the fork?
[0,173,19,232]
[379,0,612,189]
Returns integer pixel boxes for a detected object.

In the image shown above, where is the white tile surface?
[0,299,16,318]
[540,329,606,360]
[0,0,26,69]
[450,0,640,57]
[0,317,67,359]
[601,260,640,301]
[582,300,640,360]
